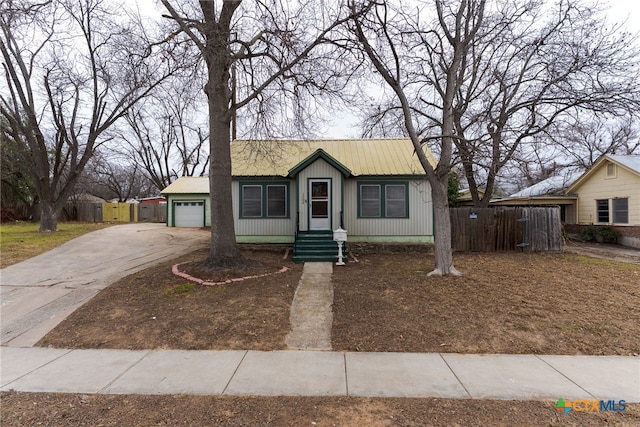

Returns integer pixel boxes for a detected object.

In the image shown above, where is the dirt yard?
[38,246,640,356]
[5,245,639,425]
[2,392,639,426]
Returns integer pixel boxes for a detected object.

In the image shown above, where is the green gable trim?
[288,149,352,178]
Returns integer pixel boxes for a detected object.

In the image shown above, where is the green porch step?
[293,231,348,263]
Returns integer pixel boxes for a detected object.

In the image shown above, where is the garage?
[174,201,205,227]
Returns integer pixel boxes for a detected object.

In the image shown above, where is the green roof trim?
[287,149,352,178]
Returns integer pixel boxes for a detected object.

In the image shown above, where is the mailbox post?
[333,227,347,266]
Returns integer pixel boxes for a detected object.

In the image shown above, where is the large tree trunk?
[202,42,246,270]
[38,198,58,232]
[428,176,461,276]
[204,100,244,268]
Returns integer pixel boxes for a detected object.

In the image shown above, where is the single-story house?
[489,154,640,248]
[161,139,436,247]
[567,154,640,227]
[491,173,580,223]
[491,155,640,227]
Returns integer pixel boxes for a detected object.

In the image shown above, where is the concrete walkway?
[285,262,334,350]
[1,346,638,401]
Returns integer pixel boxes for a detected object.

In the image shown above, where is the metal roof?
[161,176,210,194]
[162,139,436,194]
[509,172,581,198]
[230,139,435,177]
[608,154,640,174]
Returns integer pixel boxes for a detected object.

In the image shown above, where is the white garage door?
[174,201,205,227]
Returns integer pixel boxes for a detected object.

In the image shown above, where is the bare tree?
[448,1,640,206]
[123,78,210,194]
[549,114,640,169]
[79,152,155,202]
[350,0,489,276]
[160,0,361,269]
[0,0,181,231]
[354,1,640,209]
[506,113,640,192]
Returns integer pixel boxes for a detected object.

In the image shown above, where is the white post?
[336,241,345,266]
[333,227,347,266]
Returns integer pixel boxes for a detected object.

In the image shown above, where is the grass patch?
[0,222,111,268]
[164,283,196,296]
[569,254,638,270]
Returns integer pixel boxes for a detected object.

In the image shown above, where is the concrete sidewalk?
[1,347,638,401]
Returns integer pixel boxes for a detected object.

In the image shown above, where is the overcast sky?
[140,1,640,139]
[607,0,640,30]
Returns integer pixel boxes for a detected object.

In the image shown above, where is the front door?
[309,179,331,230]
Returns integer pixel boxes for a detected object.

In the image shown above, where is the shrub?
[580,225,597,242]
[598,226,621,244]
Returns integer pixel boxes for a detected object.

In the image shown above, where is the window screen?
[360,185,381,217]
[612,198,628,224]
[267,185,287,217]
[242,185,262,217]
[596,199,609,223]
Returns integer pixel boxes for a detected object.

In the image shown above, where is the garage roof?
[161,176,210,194]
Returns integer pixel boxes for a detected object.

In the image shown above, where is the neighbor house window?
[358,182,408,218]
[240,182,289,218]
[612,198,629,224]
[606,163,616,178]
[596,199,609,223]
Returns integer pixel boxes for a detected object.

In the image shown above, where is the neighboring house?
[567,154,640,227]
[139,196,166,204]
[491,173,580,223]
[161,139,436,247]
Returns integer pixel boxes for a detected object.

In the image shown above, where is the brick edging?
[172,262,290,286]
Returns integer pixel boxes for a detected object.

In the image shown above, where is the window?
[606,163,616,178]
[386,185,407,217]
[360,184,381,217]
[267,185,287,217]
[358,182,408,218]
[240,183,288,218]
[612,198,629,224]
[242,185,262,217]
[596,199,609,223]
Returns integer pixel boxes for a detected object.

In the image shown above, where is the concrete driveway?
[0,224,209,347]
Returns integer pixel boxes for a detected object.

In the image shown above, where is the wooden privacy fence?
[60,202,166,223]
[450,206,563,252]
[137,202,166,223]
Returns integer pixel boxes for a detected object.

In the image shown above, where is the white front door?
[309,179,331,230]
